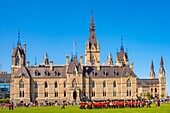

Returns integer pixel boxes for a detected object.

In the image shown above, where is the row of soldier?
[80,99,153,109]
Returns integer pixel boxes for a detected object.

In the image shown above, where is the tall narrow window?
[19,80,24,88]
[129,90,131,96]
[155,88,157,93]
[15,56,20,65]
[64,81,66,88]
[45,92,48,97]
[126,90,128,96]
[83,82,86,88]
[35,82,38,88]
[103,91,106,96]
[126,79,131,87]
[55,92,58,97]
[44,82,48,88]
[103,81,106,87]
[54,82,58,88]
[151,88,153,92]
[92,81,95,88]
[20,91,24,97]
[64,91,66,97]
[113,81,116,87]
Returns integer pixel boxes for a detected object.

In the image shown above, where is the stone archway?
[73,90,77,100]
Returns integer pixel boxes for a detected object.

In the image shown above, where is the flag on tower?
[74,42,77,45]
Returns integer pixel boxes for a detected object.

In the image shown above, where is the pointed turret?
[116,37,128,67]
[150,60,155,79]
[12,30,26,67]
[41,53,49,65]
[107,53,113,65]
[159,56,165,76]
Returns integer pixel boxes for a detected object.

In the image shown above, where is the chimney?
[26,61,30,67]
[80,55,83,65]
[66,55,69,65]
[50,61,53,71]
[24,43,26,54]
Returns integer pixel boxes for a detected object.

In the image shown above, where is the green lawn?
[1,103,170,113]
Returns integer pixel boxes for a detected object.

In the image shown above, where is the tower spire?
[151,60,154,69]
[120,36,124,51]
[150,60,155,79]
[90,9,95,32]
[17,30,21,45]
[160,55,164,66]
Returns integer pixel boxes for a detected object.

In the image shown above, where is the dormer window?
[45,71,49,76]
[113,70,117,76]
[102,70,107,76]
[92,70,95,76]
[55,71,59,76]
[35,70,40,76]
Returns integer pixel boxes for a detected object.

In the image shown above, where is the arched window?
[64,81,66,88]
[151,88,153,92]
[35,82,38,88]
[126,79,131,87]
[92,81,95,88]
[54,82,58,88]
[64,91,66,97]
[113,81,116,87]
[103,81,106,87]
[19,80,24,88]
[15,56,20,65]
[44,82,48,88]
[72,79,76,88]
[155,88,157,93]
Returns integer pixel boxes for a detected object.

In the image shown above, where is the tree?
[146,92,151,99]
[161,93,165,98]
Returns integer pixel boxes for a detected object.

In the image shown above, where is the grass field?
[0,103,170,113]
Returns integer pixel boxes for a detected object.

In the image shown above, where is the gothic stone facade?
[10,16,166,103]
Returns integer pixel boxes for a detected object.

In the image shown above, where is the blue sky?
[0,0,170,95]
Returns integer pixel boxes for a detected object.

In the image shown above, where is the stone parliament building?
[10,16,166,103]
